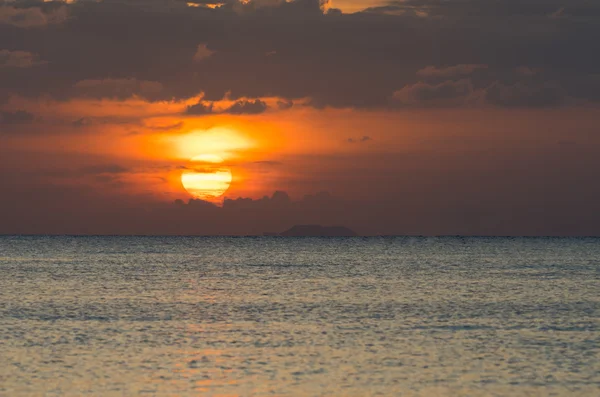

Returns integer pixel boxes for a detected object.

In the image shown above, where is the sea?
[0,236,599,396]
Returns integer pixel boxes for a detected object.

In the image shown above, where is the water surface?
[1,236,599,396]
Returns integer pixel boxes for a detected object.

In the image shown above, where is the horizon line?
[1,234,599,238]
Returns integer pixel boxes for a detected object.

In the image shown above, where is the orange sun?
[181,154,232,201]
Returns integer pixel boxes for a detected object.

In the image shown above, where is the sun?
[181,154,232,201]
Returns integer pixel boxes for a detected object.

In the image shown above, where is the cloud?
[393,79,475,106]
[72,117,93,127]
[182,0,227,6]
[185,100,215,115]
[484,82,566,108]
[394,78,571,108]
[416,64,488,79]
[347,136,371,143]
[193,43,214,62]
[0,5,68,28]
[145,121,185,131]
[4,178,599,235]
[74,78,164,100]
[514,66,538,77]
[277,99,293,110]
[365,0,600,18]
[0,0,599,108]
[223,99,268,114]
[186,98,268,115]
[41,164,131,178]
[77,164,129,176]
[71,115,138,128]
[0,50,45,68]
[0,109,36,125]
[0,180,360,235]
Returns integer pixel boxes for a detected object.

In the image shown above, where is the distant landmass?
[265,225,358,237]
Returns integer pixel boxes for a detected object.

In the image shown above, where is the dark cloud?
[77,164,129,176]
[563,74,600,103]
[145,121,185,131]
[193,43,214,62]
[347,136,371,143]
[393,79,475,106]
[484,81,566,108]
[277,99,293,110]
[40,164,131,179]
[0,109,36,124]
[186,101,214,115]
[0,0,598,108]
[416,64,488,80]
[186,98,269,115]
[3,178,600,236]
[366,0,600,17]
[0,181,358,235]
[73,78,164,101]
[71,115,140,128]
[0,3,68,28]
[223,99,268,115]
[0,49,44,68]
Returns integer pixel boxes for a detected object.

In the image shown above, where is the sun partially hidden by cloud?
[181,154,233,202]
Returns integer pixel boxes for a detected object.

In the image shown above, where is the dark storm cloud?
[1,0,599,109]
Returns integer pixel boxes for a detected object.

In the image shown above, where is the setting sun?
[181,154,232,201]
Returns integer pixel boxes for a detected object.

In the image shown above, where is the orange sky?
[3,93,600,205]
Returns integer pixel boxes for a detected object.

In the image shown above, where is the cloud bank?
[0,0,598,109]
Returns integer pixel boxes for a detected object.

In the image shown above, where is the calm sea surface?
[0,236,599,396]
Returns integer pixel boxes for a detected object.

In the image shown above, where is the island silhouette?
[265,225,358,237]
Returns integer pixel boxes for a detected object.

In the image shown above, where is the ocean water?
[0,236,599,396]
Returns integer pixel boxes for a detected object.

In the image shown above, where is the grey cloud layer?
[1,0,599,108]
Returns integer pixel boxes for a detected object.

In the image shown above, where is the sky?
[1,0,600,236]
